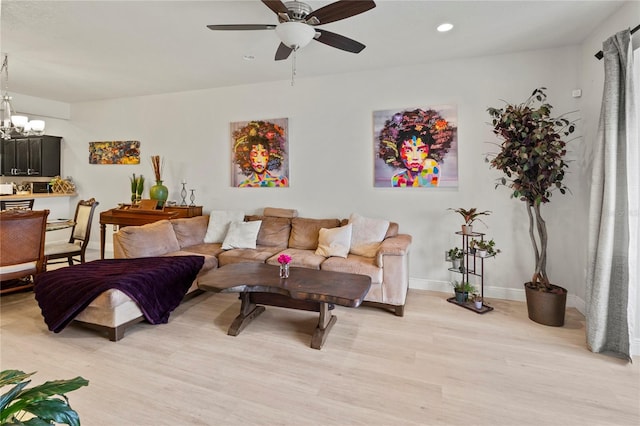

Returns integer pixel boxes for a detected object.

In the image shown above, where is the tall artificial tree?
[487,87,575,292]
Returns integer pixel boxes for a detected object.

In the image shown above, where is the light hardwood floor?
[1,253,638,425]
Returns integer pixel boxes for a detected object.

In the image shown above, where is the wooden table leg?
[311,302,337,350]
[228,292,265,336]
[100,223,106,259]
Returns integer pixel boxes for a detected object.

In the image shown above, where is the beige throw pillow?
[315,224,352,258]
[349,213,389,257]
[221,220,262,250]
[204,210,245,243]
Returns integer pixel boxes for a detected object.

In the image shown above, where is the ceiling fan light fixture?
[276,22,315,50]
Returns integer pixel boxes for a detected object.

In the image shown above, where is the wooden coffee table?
[198,263,371,349]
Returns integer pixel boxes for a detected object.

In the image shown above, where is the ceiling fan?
[207,0,376,61]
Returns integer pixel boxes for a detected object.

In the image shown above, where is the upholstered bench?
[34,256,204,341]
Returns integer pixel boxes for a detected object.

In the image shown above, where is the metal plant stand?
[447,231,494,314]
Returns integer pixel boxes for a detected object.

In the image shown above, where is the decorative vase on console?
[149,180,168,207]
[149,155,168,207]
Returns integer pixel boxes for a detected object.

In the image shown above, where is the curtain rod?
[595,24,640,59]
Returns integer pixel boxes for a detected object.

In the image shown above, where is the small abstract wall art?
[89,141,141,164]
[231,118,289,187]
[374,105,458,188]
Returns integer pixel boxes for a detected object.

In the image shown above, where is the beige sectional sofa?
[75,207,411,340]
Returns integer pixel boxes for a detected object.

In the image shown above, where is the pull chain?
[291,49,297,86]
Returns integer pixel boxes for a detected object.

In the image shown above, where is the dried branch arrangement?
[151,155,164,182]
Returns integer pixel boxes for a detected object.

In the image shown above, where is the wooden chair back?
[1,199,35,211]
[0,209,49,282]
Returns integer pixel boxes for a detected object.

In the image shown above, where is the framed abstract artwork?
[89,141,140,164]
[373,105,458,188]
[231,118,289,188]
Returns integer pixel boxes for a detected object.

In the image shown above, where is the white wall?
[61,45,587,307]
[578,0,639,355]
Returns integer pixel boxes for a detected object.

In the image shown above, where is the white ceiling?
[0,0,626,103]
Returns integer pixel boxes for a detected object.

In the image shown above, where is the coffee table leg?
[311,302,337,350]
[228,292,265,336]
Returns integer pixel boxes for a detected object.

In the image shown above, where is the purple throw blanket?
[34,256,204,333]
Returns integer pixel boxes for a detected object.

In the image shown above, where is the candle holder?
[180,182,187,206]
[189,189,196,207]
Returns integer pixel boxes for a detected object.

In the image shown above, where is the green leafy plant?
[446,247,464,260]
[129,173,144,203]
[451,280,476,294]
[448,207,491,227]
[469,238,501,257]
[1,370,88,426]
[487,87,575,291]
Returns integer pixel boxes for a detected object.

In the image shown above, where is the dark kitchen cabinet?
[1,135,61,176]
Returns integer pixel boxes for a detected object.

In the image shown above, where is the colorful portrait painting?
[374,106,458,188]
[89,141,140,165]
[231,118,289,188]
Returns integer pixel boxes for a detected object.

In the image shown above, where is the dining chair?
[0,209,50,293]
[0,199,35,211]
[45,198,99,268]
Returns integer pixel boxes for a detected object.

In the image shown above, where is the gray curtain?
[586,29,638,361]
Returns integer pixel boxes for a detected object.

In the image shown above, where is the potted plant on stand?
[451,280,476,304]
[487,87,575,326]
[469,238,501,258]
[446,247,464,270]
[448,207,491,234]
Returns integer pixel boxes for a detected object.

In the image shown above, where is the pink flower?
[278,254,291,264]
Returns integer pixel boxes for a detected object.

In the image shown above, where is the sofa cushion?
[349,213,390,258]
[320,254,383,285]
[165,250,219,271]
[221,220,262,250]
[218,246,282,266]
[315,224,352,258]
[246,215,291,248]
[289,217,340,250]
[266,248,326,270]
[204,210,245,243]
[179,242,225,258]
[115,220,180,258]
[172,215,209,248]
[263,207,298,218]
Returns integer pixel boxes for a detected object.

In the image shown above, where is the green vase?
[149,180,168,207]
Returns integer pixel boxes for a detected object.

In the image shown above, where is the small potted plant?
[448,207,491,234]
[446,247,464,269]
[471,293,483,310]
[451,280,476,303]
[469,238,500,257]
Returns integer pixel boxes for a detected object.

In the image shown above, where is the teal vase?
[149,180,168,207]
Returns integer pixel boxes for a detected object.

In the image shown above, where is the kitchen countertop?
[0,193,77,199]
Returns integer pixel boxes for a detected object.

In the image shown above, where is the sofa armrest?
[376,234,412,267]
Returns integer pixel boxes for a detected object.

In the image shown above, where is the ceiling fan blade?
[307,0,376,25]
[314,29,366,54]
[207,24,276,31]
[262,0,290,16]
[275,43,293,61]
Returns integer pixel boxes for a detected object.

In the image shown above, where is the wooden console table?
[99,205,203,259]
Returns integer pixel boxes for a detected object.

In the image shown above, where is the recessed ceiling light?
[437,23,453,32]
[242,55,255,61]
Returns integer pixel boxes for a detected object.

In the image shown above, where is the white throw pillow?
[204,210,245,243]
[221,220,262,250]
[315,224,352,258]
[349,213,389,257]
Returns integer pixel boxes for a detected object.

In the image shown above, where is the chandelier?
[0,54,45,140]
